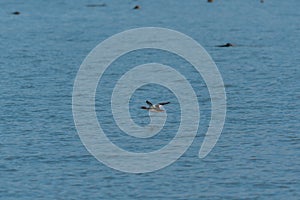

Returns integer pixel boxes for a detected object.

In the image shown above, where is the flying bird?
[140,100,170,112]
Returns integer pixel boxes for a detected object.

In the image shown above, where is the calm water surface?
[1,0,299,199]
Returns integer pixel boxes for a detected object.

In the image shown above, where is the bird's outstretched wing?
[146,100,153,106]
[158,102,170,105]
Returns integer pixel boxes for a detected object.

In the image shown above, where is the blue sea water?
[1,0,300,199]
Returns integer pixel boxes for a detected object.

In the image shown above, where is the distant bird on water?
[133,5,140,9]
[141,100,170,112]
[216,43,234,47]
[12,11,20,15]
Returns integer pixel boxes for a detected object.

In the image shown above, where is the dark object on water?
[86,3,107,7]
[207,0,214,2]
[133,5,140,9]
[12,11,20,15]
[216,43,234,47]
